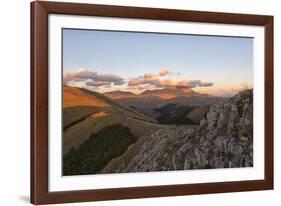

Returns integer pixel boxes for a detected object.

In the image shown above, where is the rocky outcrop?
[101,90,253,173]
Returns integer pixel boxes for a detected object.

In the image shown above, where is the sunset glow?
[63,29,253,97]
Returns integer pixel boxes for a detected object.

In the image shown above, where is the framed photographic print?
[30,1,274,204]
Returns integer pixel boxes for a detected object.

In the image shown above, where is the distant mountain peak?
[104,90,136,95]
[140,86,195,99]
[103,90,137,99]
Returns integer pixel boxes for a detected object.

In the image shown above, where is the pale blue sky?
[63,29,253,96]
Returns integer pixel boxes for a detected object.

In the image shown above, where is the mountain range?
[63,85,253,176]
[101,90,253,173]
[103,87,222,109]
[104,86,196,100]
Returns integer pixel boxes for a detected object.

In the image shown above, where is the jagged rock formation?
[101,90,253,173]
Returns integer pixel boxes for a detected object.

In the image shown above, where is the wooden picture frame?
[31,1,274,204]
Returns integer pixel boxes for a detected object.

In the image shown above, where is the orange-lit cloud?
[64,68,214,94]
[159,69,171,76]
[128,72,213,89]
[64,68,125,86]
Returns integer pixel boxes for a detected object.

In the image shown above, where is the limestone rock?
[101,90,253,173]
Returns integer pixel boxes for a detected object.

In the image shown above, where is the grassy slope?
[63,110,164,154]
[63,86,108,128]
[64,106,102,130]
[155,103,195,125]
[63,86,164,154]
[186,106,209,124]
[63,124,137,175]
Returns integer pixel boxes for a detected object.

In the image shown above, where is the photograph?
[62,29,254,176]
[29,1,274,204]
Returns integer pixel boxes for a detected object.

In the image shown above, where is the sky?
[63,28,253,97]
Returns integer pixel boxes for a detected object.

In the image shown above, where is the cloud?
[159,69,171,76]
[188,80,201,84]
[187,80,201,88]
[128,73,214,89]
[63,68,125,87]
[64,68,214,92]
[84,79,111,87]
[199,82,214,87]
[128,73,159,87]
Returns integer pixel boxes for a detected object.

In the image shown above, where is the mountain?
[63,86,163,157]
[101,89,253,173]
[63,86,109,130]
[64,86,109,108]
[103,91,137,99]
[64,86,155,127]
[117,95,221,109]
[140,86,195,99]
[154,103,210,125]
[105,87,222,123]
[110,87,222,112]
[63,85,253,175]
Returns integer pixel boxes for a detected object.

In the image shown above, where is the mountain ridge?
[103,90,137,99]
[63,86,163,155]
[103,86,200,100]
[101,89,253,173]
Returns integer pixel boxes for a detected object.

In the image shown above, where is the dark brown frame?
[31,1,274,204]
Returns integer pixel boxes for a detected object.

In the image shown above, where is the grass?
[63,124,137,176]
[155,103,196,125]
[63,111,164,155]
[63,106,101,130]
[63,86,163,155]
[186,106,209,124]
